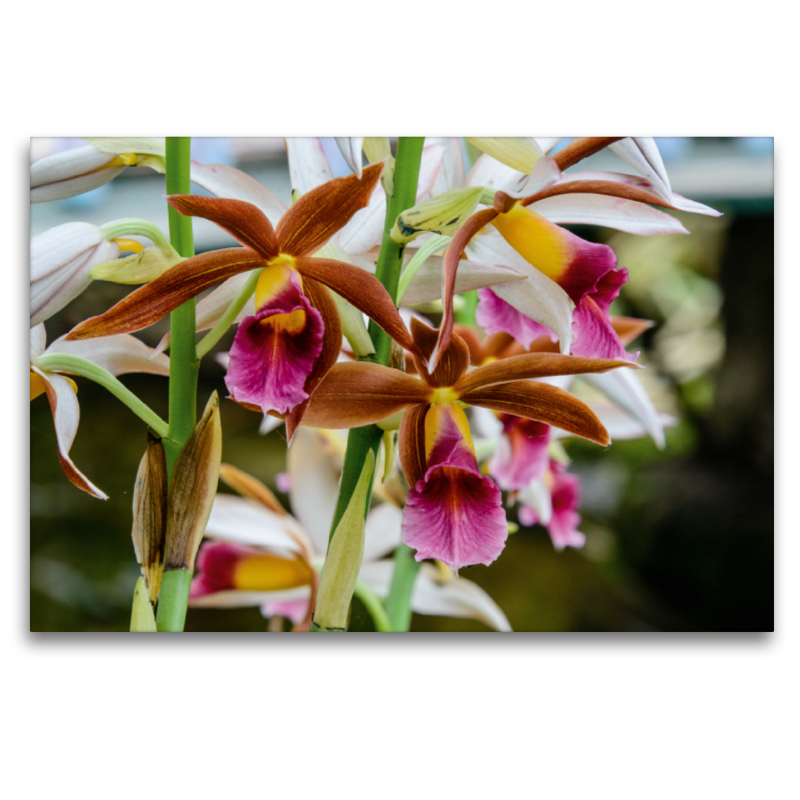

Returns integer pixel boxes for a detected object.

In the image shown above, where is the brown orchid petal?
[551,137,623,171]
[66,248,266,340]
[454,352,639,396]
[398,404,429,488]
[410,318,470,388]
[519,179,679,212]
[284,277,343,442]
[485,331,520,359]
[462,380,610,446]
[433,207,499,372]
[293,256,423,358]
[167,195,279,261]
[277,161,384,257]
[613,316,654,346]
[300,362,434,429]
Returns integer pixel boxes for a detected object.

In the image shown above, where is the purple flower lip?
[224,276,324,416]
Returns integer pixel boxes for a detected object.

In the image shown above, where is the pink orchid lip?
[401,405,508,572]
[190,541,249,599]
[476,288,556,350]
[490,417,551,491]
[224,273,324,416]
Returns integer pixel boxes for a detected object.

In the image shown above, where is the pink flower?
[401,404,507,572]
[519,461,585,551]
[489,416,551,492]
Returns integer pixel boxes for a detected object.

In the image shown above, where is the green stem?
[155,570,192,633]
[315,138,425,633]
[384,544,421,632]
[156,137,199,633]
[196,269,262,358]
[353,580,393,632]
[37,354,168,437]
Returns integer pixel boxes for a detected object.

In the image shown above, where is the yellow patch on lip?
[30,371,77,401]
[260,308,307,335]
[424,403,475,459]
[491,203,571,281]
[234,553,313,591]
[255,257,300,309]
[431,386,460,406]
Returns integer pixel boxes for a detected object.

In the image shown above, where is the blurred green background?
[29,137,773,632]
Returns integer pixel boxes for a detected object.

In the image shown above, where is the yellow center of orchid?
[490,203,570,281]
[255,257,300,309]
[431,387,460,406]
[30,371,46,401]
[234,554,313,591]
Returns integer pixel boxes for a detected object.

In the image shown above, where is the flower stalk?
[313,137,425,632]
[155,137,200,632]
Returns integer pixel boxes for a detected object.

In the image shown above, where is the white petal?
[609,137,672,202]
[83,137,166,157]
[30,324,46,359]
[205,494,306,556]
[288,427,342,556]
[513,156,562,197]
[46,334,170,377]
[466,230,574,353]
[334,137,364,178]
[333,179,387,254]
[363,504,403,562]
[581,368,666,449]
[470,406,504,439]
[466,153,526,192]
[357,561,512,631]
[416,143,445,200]
[31,223,116,326]
[286,137,333,195]
[578,404,677,441]
[33,367,107,499]
[428,137,466,194]
[530,193,688,235]
[560,169,722,217]
[30,144,115,190]
[536,137,564,154]
[387,254,523,305]
[259,415,285,435]
[518,478,552,526]
[189,161,287,225]
[190,586,310,609]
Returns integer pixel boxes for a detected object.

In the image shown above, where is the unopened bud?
[131,432,168,604]
[313,450,375,631]
[130,577,157,632]
[90,244,183,284]
[464,137,544,174]
[391,187,483,243]
[164,392,223,572]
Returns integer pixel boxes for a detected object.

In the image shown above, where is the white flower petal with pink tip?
[609,137,672,202]
[363,503,403,562]
[286,138,333,196]
[32,366,107,499]
[334,137,364,178]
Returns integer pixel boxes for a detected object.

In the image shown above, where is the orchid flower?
[159,140,521,355]
[30,138,166,203]
[30,324,170,498]
[65,165,432,437]
[420,137,721,371]
[298,317,637,571]
[189,428,511,631]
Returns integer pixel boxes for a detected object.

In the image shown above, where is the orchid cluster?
[30,136,718,632]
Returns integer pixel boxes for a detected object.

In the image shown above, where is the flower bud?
[313,450,375,631]
[90,244,183,284]
[130,577,157,632]
[464,137,544,174]
[131,432,168,604]
[391,187,483,243]
[30,222,119,326]
[164,393,223,573]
